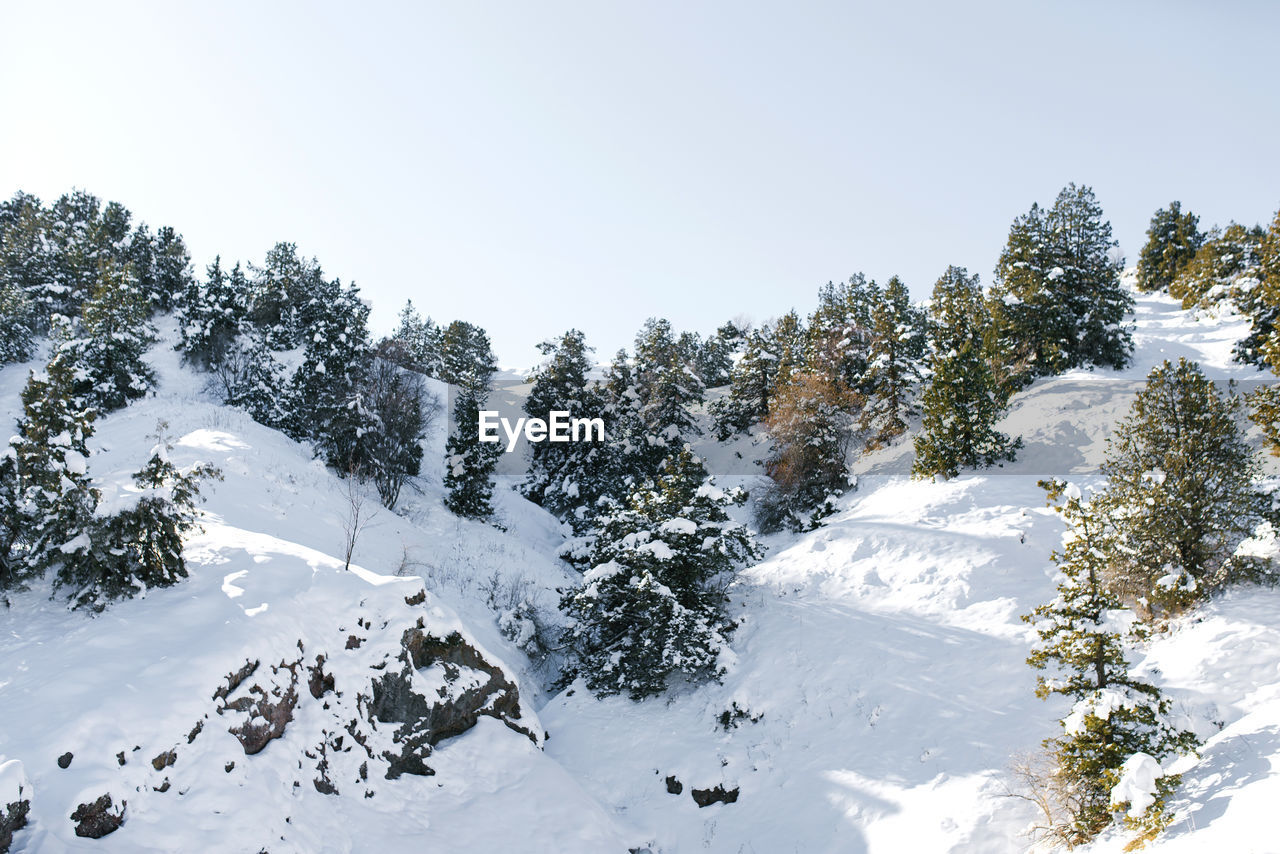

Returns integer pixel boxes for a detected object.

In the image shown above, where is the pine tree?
[381,299,444,377]
[522,329,612,528]
[913,266,1020,479]
[560,448,759,699]
[286,277,374,468]
[711,322,776,439]
[55,260,156,413]
[443,388,501,521]
[861,275,925,449]
[1247,209,1280,445]
[1167,223,1262,312]
[65,433,220,611]
[249,242,326,348]
[805,275,876,394]
[1098,358,1267,615]
[1136,201,1203,294]
[694,325,736,387]
[989,184,1132,384]
[633,318,705,453]
[1024,482,1198,846]
[176,257,252,369]
[0,192,44,359]
[11,353,100,589]
[441,321,500,521]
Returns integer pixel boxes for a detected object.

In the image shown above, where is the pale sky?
[2,1,1277,367]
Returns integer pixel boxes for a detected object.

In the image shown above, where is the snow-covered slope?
[3,284,1279,852]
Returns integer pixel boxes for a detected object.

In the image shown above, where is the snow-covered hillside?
[2,285,1279,852]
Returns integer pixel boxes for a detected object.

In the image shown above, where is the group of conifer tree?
[1013,196,1280,847]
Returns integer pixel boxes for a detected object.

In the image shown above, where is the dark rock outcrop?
[366,625,536,779]
[70,794,125,838]
[1,793,30,852]
[691,785,739,808]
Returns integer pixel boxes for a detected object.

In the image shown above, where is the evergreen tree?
[861,275,925,449]
[286,278,374,468]
[443,388,501,521]
[381,299,444,377]
[757,372,859,532]
[11,353,100,589]
[0,191,45,357]
[1167,223,1262,313]
[695,325,736,387]
[65,434,220,611]
[989,184,1132,384]
[441,321,500,521]
[1097,358,1267,615]
[711,322,777,438]
[633,318,705,451]
[55,260,156,413]
[522,330,612,528]
[1136,201,1203,294]
[805,275,876,394]
[560,448,759,699]
[249,242,326,348]
[148,226,194,313]
[1025,482,1198,846]
[175,257,252,369]
[1247,210,1280,445]
[212,330,287,428]
[913,266,1020,479]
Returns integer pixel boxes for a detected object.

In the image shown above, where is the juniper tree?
[912,266,1020,479]
[989,184,1131,384]
[1024,482,1198,846]
[560,448,759,699]
[1097,358,1267,615]
[861,275,925,449]
[1136,201,1203,294]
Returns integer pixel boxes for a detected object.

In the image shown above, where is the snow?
[1111,753,1164,817]
[2,285,1280,851]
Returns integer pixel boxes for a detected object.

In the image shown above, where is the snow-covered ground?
[2,285,1279,852]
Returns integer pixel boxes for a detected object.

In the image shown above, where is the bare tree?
[362,359,439,509]
[341,462,379,571]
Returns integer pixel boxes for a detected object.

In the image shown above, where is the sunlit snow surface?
[1,287,1279,852]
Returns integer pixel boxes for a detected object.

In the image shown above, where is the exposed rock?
[116,751,126,766]
[225,761,235,773]
[56,752,73,769]
[308,655,334,699]
[70,794,125,838]
[665,775,683,795]
[213,659,260,703]
[0,795,30,852]
[345,635,363,650]
[366,626,536,779]
[223,658,300,755]
[404,589,426,606]
[691,785,739,808]
[153,778,170,793]
[187,720,204,743]
[151,749,176,771]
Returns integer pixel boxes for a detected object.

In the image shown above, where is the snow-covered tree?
[1024,481,1198,847]
[1098,358,1268,615]
[442,321,500,521]
[0,192,44,361]
[249,242,326,349]
[913,266,1020,479]
[989,184,1132,384]
[560,448,759,699]
[1167,223,1262,313]
[522,330,613,529]
[381,299,444,378]
[10,353,100,589]
[285,276,374,468]
[65,434,220,611]
[860,275,925,449]
[175,257,252,369]
[54,260,156,413]
[1136,201,1203,294]
[711,313,806,439]
[633,318,705,454]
